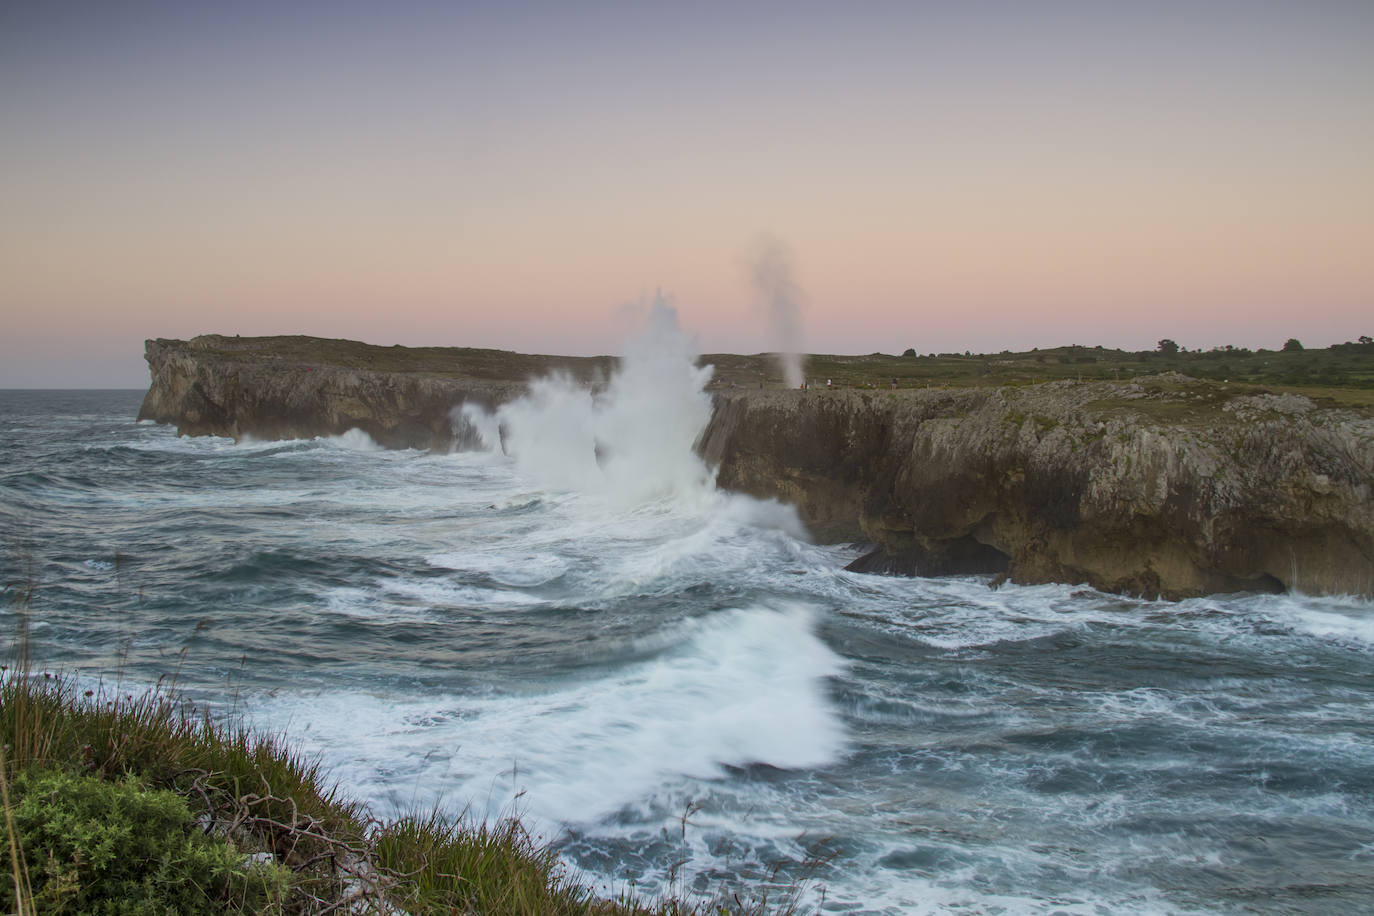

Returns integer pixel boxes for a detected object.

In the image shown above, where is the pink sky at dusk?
[2,1,1371,387]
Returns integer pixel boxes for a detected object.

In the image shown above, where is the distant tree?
[1157,339,1179,355]
[902,347,916,357]
[1282,338,1304,352]
[1359,335,1372,345]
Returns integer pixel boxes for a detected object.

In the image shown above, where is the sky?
[2,0,1371,387]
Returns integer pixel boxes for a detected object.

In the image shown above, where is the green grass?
[176,333,618,384]
[716,340,1374,395]
[1,649,813,914]
[171,334,1374,400]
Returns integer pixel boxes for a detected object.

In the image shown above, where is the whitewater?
[2,310,1372,913]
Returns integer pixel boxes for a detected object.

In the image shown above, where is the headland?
[139,334,1374,599]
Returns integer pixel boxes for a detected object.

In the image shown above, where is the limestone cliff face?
[142,337,1374,598]
[699,378,1374,599]
[138,336,527,450]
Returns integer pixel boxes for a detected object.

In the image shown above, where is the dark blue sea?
[3,378,1372,912]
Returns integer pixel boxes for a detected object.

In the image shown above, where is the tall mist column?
[746,235,807,388]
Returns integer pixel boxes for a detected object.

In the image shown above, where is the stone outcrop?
[141,337,1374,599]
[138,335,608,450]
[699,378,1374,598]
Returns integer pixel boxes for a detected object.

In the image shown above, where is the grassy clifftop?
[176,334,619,383]
[751,342,1374,406]
[167,333,1374,406]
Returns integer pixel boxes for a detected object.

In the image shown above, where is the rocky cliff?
[699,378,1374,598]
[138,335,609,450]
[141,336,1374,599]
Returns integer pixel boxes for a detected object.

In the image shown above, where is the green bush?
[2,769,290,914]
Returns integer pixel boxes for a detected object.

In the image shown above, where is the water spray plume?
[746,234,807,388]
[462,293,717,506]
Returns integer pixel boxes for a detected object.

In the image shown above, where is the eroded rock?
[140,336,1374,599]
[700,381,1374,598]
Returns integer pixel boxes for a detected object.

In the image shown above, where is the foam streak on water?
[3,382,1373,914]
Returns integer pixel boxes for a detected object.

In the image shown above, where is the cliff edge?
[138,335,609,450]
[701,379,1374,598]
[141,336,1374,598]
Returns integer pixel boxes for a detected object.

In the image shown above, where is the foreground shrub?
[2,768,290,914]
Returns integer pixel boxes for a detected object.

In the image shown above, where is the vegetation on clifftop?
[164,332,1374,406]
[757,337,1374,402]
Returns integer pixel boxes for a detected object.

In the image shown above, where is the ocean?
[2,327,1372,913]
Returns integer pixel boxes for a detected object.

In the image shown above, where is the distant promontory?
[140,335,1374,599]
